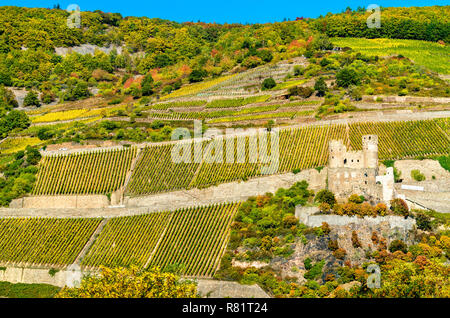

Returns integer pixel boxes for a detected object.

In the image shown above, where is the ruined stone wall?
[328,167,379,199]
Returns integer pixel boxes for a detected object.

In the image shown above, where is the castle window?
[365,181,368,185]
[344,159,347,164]
[364,173,368,177]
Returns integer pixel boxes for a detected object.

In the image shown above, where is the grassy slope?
[331,38,450,74]
[0,281,60,298]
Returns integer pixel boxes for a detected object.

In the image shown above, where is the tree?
[389,239,407,254]
[415,211,432,231]
[390,198,409,217]
[64,80,91,101]
[23,91,41,107]
[315,189,336,207]
[256,49,273,62]
[25,146,42,165]
[310,34,333,51]
[336,67,360,88]
[262,78,276,90]
[314,77,327,96]
[0,110,31,137]
[0,71,12,86]
[141,74,154,96]
[56,267,198,298]
[0,85,18,111]
[189,69,206,83]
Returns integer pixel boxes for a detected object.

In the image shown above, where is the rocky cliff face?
[269,219,418,285]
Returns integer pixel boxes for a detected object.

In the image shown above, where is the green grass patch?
[273,79,307,90]
[436,155,450,172]
[0,281,60,298]
[206,95,270,108]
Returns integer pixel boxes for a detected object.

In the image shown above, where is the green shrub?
[304,260,325,280]
[315,189,336,207]
[336,67,360,88]
[415,211,432,231]
[389,240,407,254]
[262,78,276,90]
[390,199,409,217]
[411,169,425,182]
[314,77,327,96]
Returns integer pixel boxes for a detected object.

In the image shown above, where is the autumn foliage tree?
[56,267,198,298]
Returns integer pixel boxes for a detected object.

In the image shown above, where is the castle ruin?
[328,135,396,203]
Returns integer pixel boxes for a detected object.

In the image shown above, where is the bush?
[352,231,362,248]
[293,65,304,76]
[23,91,40,107]
[348,194,364,204]
[390,199,409,217]
[321,222,331,235]
[411,170,425,182]
[336,67,360,88]
[415,212,432,231]
[333,248,347,260]
[328,239,339,251]
[188,69,207,83]
[348,86,362,101]
[288,86,314,98]
[298,86,314,98]
[303,258,313,270]
[398,89,408,96]
[389,240,407,254]
[314,77,327,96]
[141,74,154,96]
[319,202,331,214]
[261,78,276,90]
[315,190,336,207]
[304,260,325,280]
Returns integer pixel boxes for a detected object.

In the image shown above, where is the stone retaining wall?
[125,169,327,210]
[197,280,269,298]
[10,195,110,209]
[0,266,90,288]
[295,206,416,231]
[0,207,152,219]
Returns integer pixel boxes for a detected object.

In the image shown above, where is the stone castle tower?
[328,135,381,199]
[362,135,378,169]
[329,135,378,170]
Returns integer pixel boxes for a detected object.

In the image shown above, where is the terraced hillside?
[31,118,449,197]
[0,203,239,277]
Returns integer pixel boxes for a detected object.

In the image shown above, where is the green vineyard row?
[0,218,101,266]
[32,119,450,196]
[0,203,239,277]
[32,147,137,196]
